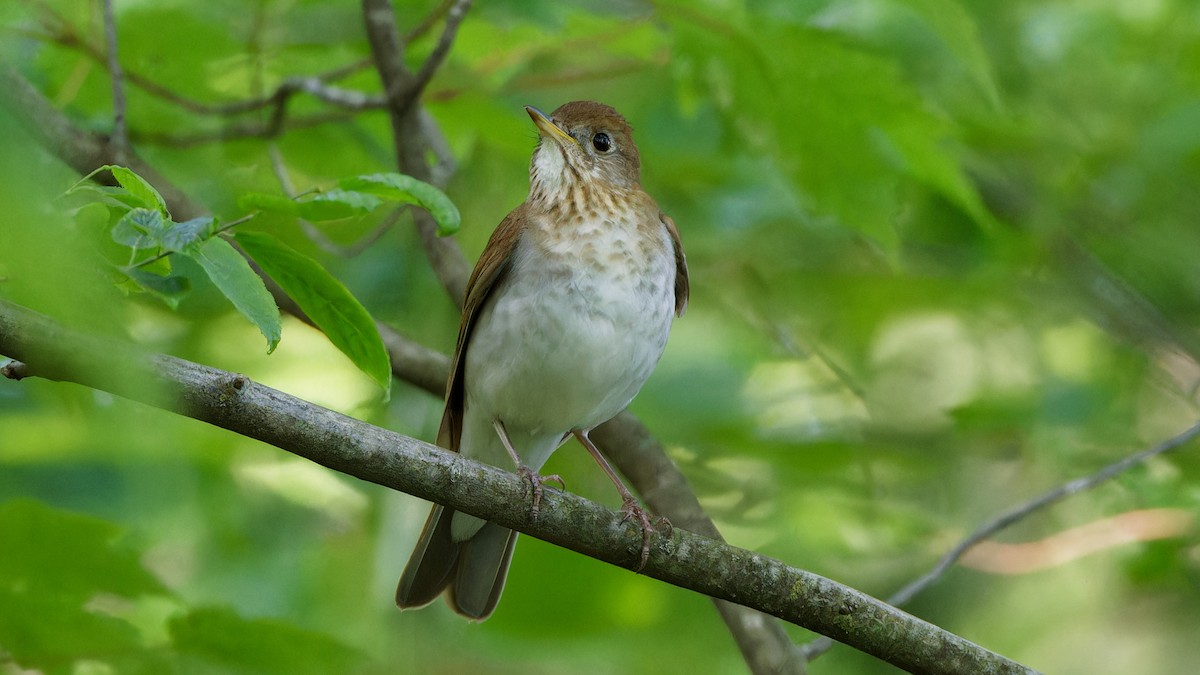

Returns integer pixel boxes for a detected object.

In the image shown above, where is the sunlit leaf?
[236,231,391,394]
[338,173,462,235]
[109,165,170,217]
[297,189,382,221]
[188,237,281,352]
[237,192,300,215]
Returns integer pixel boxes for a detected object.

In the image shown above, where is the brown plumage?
[396,101,688,619]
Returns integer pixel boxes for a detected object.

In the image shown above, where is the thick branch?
[0,298,1038,675]
[4,58,801,673]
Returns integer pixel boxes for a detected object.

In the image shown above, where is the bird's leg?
[492,419,564,521]
[573,429,668,572]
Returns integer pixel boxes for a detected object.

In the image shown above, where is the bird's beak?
[525,106,577,147]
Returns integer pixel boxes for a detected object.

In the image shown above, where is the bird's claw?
[620,497,667,573]
[517,465,564,521]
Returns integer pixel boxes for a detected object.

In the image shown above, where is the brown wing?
[662,214,689,317]
[436,204,529,451]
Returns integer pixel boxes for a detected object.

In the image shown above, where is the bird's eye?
[592,133,612,153]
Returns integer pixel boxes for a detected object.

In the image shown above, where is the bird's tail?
[395,503,518,620]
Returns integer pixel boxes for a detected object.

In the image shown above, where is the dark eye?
[592,132,612,153]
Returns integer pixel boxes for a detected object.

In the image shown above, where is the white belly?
[462,219,676,458]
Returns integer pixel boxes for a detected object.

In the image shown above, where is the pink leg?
[492,419,563,520]
[573,429,668,572]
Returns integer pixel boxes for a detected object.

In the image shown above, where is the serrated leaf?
[236,231,391,395]
[238,192,300,215]
[188,237,281,352]
[109,165,169,217]
[112,208,166,250]
[162,216,216,253]
[297,189,382,221]
[339,173,461,235]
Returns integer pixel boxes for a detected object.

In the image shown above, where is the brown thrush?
[395,101,689,620]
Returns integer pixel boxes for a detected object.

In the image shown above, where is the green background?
[2,0,1200,672]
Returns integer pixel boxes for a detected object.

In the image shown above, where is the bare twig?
[800,418,1200,661]
[130,110,360,147]
[100,0,128,161]
[268,144,398,258]
[401,0,471,113]
[0,298,1039,675]
[22,11,381,117]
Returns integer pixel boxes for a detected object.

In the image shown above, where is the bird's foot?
[516,465,564,521]
[619,496,669,573]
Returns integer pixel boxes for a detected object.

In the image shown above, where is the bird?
[395,101,689,620]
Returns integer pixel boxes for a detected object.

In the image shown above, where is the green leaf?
[297,189,382,221]
[237,192,300,215]
[339,173,461,235]
[892,0,1001,107]
[170,607,366,674]
[161,216,217,253]
[63,183,145,211]
[236,231,391,395]
[188,237,281,352]
[109,165,170,217]
[0,499,165,600]
[125,268,191,308]
[112,208,167,250]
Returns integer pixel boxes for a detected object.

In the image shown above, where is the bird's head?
[526,101,642,202]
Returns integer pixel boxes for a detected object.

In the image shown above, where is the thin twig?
[129,110,359,147]
[100,0,128,161]
[268,144,397,258]
[23,17,380,117]
[396,0,472,112]
[799,418,1200,661]
[125,213,259,271]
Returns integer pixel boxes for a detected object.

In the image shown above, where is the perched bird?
[396,101,689,620]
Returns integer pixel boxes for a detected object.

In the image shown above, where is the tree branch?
[361,0,470,304]
[3,57,804,674]
[0,298,1039,675]
[100,0,128,162]
[800,419,1200,661]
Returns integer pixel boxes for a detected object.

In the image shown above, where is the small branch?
[361,0,470,304]
[0,63,202,221]
[100,0,128,161]
[400,0,471,113]
[0,298,1038,675]
[130,110,360,148]
[22,15,381,117]
[800,418,1200,661]
[269,144,397,258]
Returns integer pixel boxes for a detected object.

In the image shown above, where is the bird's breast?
[463,207,676,436]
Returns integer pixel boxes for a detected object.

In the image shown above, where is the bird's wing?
[436,204,528,451]
[662,214,690,317]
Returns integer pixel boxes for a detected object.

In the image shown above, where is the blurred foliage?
[2,0,1200,673]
